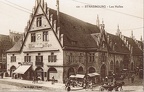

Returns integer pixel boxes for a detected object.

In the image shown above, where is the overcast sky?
[0,0,143,40]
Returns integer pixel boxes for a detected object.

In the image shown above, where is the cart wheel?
[99,86,104,91]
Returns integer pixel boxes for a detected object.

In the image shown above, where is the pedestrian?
[51,76,55,84]
[67,85,71,92]
[105,76,108,82]
[131,74,135,83]
[1,72,3,79]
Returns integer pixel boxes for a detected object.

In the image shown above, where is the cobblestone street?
[0,76,143,92]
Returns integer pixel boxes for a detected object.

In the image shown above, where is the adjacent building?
[0,31,22,73]
[6,0,143,83]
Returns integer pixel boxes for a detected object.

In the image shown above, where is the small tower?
[131,30,134,39]
[140,36,143,42]
[96,15,100,28]
[116,25,120,36]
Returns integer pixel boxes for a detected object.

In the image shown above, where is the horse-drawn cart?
[99,82,124,91]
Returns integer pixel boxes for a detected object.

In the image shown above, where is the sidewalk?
[0,77,65,90]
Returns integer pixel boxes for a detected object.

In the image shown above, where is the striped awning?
[13,65,31,74]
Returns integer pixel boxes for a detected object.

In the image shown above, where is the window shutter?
[24,56,26,62]
[41,56,43,62]
[54,55,56,62]
[11,56,12,62]
[14,56,16,62]
[48,56,50,62]
[36,56,38,62]
[29,56,31,62]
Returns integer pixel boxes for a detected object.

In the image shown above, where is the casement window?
[24,54,31,62]
[43,31,48,41]
[88,53,95,62]
[31,33,36,42]
[11,54,16,62]
[48,52,57,62]
[36,17,42,27]
[79,53,83,62]
[36,56,43,62]
[68,53,73,62]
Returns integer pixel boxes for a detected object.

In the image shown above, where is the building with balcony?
[6,0,143,83]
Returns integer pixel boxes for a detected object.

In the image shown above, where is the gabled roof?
[6,39,22,53]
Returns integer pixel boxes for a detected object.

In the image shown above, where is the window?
[24,54,31,62]
[110,61,114,70]
[79,53,83,62]
[11,54,16,62]
[31,33,36,42]
[36,17,42,27]
[35,55,43,66]
[68,53,73,62]
[43,31,48,41]
[89,53,95,62]
[101,52,106,62]
[48,52,57,62]
[36,56,43,62]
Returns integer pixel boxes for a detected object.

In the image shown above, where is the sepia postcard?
[0,0,143,91]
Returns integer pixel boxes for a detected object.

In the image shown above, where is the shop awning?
[88,72,100,77]
[13,65,31,74]
[70,74,85,78]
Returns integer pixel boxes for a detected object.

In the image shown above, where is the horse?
[115,81,125,91]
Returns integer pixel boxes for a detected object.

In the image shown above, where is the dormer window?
[36,16,42,27]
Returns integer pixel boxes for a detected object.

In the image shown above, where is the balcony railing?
[35,61,43,67]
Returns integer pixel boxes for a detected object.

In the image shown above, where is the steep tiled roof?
[49,9,100,49]
[6,39,22,53]
[125,37,142,55]
[108,34,129,54]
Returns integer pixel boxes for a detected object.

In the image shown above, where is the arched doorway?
[35,67,44,81]
[89,67,96,73]
[10,66,16,77]
[131,62,134,71]
[100,64,106,78]
[67,67,75,78]
[77,66,84,74]
[47,67,57,81]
